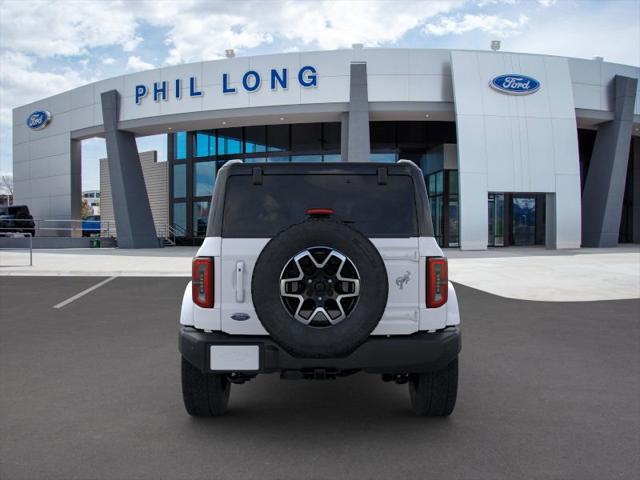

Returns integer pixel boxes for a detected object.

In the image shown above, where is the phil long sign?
[490,74,540,95]
[135,65,318,105]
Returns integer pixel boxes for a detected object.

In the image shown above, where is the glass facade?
[488,192,546,246]
[168,122,343,242]
[426,170,459,247]
[168,120,461,245]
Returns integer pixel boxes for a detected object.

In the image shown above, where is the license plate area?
[210,345,259,371]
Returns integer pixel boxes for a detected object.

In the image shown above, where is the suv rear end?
[179,161,461,416]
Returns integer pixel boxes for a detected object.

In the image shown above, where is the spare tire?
[251,220,388,358]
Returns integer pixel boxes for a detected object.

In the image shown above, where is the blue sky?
[1,0,639,191]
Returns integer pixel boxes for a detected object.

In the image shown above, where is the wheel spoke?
[280,247,360,327]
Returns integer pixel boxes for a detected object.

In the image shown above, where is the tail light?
[192,257,214,308]
[427,257,448,308]
[306,208,334,217]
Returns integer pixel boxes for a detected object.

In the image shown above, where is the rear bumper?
[179,326,461,374]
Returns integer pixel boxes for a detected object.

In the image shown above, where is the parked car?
[0,205,36,237]
[179,160,461,417]
[82,215,101,237]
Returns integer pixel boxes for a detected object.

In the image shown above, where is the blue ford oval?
[490,74,540,95]
[26,110,52,130]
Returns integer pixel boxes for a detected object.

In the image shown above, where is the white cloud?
[0,51,89,125]
[102,57,116,65]
[507,5,640,66]
[125,0,464,65]
[0,0,142,57]
[538,0,557,7]
[126,55,155,72]
[424,13,528,37]
[0,50,94,172]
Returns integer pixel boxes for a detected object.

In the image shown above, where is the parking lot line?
[52,276,118,309]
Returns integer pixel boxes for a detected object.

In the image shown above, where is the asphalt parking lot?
[1,277,638,480]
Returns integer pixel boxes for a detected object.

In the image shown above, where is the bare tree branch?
[0,175,13,197]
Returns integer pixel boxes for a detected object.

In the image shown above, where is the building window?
[173,202,187,232]
[194,131,215,157]
[267,156,290,162]
[291,154,322,163]
[173,164,186,198]
[291,123,322,152]
[193,201,210,237]
[169,122,344,242]
[323,153,342,162]
[245,126,267,153]
[267,124,289,152]
[193,161,216,197]
[218,127,242,156]
[369,153,397,163]
[427,169,459,247]
[175,131,187,160]
[323,123,341,152]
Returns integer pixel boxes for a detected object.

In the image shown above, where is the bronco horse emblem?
[395,271,411,290]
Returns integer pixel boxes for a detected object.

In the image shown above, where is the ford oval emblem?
[231,313,250,321]
[490,74,540,95]
[26,110,52,130]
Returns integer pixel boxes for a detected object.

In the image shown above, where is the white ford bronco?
[179,160,461,416]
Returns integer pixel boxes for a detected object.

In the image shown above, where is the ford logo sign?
[231,313,250,321]
[490,74,540,95]
[26,110,52,130]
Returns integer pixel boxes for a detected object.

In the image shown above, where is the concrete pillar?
[69,139,82,237]
[346,63,370,162]
[633,136,640,243]
[582,75,638,247]
[340,112,349,161]
[545,193,557,249]
[101,90,159,248]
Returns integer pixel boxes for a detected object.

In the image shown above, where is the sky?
[0,0,639,191]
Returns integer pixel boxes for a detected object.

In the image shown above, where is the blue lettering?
[298,66,317,87]
[175,79,181,99]
[135,85,148,104]
[189,76,203,97]
[222,73,236,94]
[242,70,261,92]
[153,81,167,102]
[270,68,288,90]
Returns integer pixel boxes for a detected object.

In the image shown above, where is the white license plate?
[210,345,259,371]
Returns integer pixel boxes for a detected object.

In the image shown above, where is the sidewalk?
[0,247,196,277]
[1,245,638,302]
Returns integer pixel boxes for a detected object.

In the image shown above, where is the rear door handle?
[236,261,245,302]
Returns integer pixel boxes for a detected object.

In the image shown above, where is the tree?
[81,198,92,218]
[0,174,13,197]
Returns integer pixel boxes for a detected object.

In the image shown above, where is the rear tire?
[181,357,230,417]
[409,358,458,416]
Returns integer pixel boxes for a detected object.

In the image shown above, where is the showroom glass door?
[511,196,536,246]
[488,193,505,247]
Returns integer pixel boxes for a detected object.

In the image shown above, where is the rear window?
[222,174,418,237]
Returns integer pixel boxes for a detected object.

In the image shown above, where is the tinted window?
[194,161,216,197]
[323,123,341,151]
[173,164,186,198]
[194,131,215,157]
[267,125,289,151]
[175,131,187,160]
[222,174,417,237]
[291,123,322,152]
[173,202,186,232]
[218,127,242,155]
[245,126,267,153]
[193,201,210,237]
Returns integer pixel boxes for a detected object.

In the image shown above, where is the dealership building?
[11,47,640,249]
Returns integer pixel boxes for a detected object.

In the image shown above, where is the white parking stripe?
[53,276,118,309]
